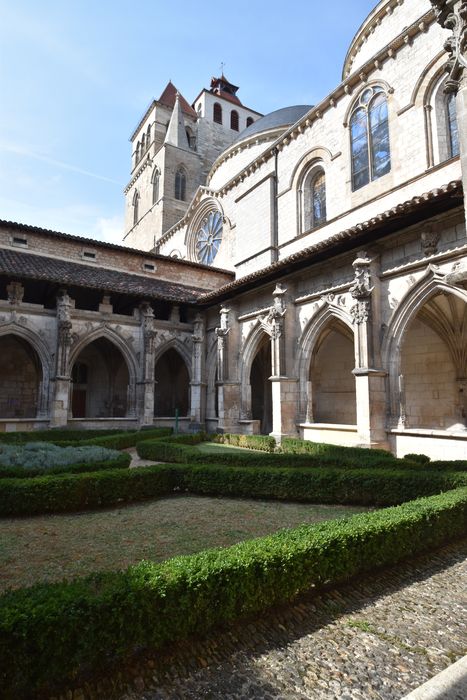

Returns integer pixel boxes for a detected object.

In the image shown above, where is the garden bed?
[1,429,466,697]
[0,496,371,592]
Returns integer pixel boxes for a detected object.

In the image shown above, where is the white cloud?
[92,215,125,245]
[0,142,121,185]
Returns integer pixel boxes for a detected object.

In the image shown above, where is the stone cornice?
[343,0,405,79]
[197,180,462,304]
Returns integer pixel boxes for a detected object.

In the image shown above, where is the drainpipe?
[270,146,279,263]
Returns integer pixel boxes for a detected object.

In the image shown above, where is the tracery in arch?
[350,85,391,191]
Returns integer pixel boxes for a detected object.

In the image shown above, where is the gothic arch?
[69,329,138,418]
[70,328,138,386]
[0,323,52,379]
[206,336,218,419]
[288,146,333,191]
[153,341,192,417]
[382,267,467,426]
[0,324,52,417]
[239,320,271,418]
[297,304,354,421]
[403,52,446,113]
[153,338,192,380]
[342,79,394,127]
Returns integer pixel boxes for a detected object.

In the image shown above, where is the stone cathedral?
[1,0,467,460]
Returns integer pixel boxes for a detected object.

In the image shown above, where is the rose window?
[196,211,223,265]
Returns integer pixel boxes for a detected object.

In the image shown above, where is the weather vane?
[220,61,226,75]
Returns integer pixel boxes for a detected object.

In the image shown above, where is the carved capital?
[350,299,371,325]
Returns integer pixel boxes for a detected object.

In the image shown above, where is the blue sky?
[0,0,377,244]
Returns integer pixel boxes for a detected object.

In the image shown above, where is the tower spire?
[164,91,189,149]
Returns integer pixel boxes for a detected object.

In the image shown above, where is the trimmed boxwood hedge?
[1,486,466,697]
[0,428,124,444]
[137,434,467,472]
[1,460,466,516]
[211,433,276,452]
[0,427,172,448]
[0,465,178,516]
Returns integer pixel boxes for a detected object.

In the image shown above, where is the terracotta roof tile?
[0,219,233,276]
[158,81,197,119]
[0,249,208,303]
[198,180,463,304]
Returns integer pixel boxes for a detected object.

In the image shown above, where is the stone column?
[139,301,156,426]
[190,313,206,431]
[259,284,297,441]
[50,289,73,427]
[350,253,388,449]
[431,1,467,218]
[214,306,230,432]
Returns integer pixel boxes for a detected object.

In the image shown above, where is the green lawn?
[0,496,372,591]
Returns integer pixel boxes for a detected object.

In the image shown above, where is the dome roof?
[233,105,312,144]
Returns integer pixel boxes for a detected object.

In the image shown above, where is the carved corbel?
[259,284,287,376]
[421,226,441,256]
[214,306,230,382]
[431,0,467,93]
[6,281,24,305]
[349,252,374,325]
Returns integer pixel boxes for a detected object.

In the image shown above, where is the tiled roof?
[198,180,463,304]
[0,249,208,303]
[213,90,242,106]
[158,81,198,119]
[0,219,234,277]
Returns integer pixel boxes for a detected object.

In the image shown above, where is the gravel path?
[115,539,467,700]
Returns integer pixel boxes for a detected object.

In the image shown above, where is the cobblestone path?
[119,540,467,700]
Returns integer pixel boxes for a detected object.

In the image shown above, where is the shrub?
[137,435,467,473]
[136,436,402,471]
[0,428,123,445]
[0,427,172,448]
[210,433,276,452]
[2,459,466,516]
[0,464,177,516]
[76,427,173,450]
[1,486,466,697]
[404,453,430,464]
[0,450,131,481]
[174,463,467,506]
[0,444,130,479]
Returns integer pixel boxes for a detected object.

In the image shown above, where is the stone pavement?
[117,539,467,700]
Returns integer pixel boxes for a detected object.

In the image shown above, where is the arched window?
[246,116,254,127]
[185,127,196,150]
[175,168,186,201]
[230,110,239,131]
[350,86,391,191]
[135,141,141,164]
[132,190,140,226]
[141,134,146,154]
[213,102,222,124]
[151,168,160,205]
[310,171,326,229]
[300,166,327,232]
[447,93,459,158]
